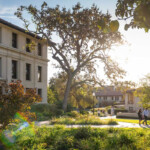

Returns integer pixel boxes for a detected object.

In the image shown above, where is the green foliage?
[70,84,98,110]
[65,111,80,118]
[30,103,64,121]
[135,74,150,108]
[56,136,74,150]
[116,0,150,31]
[74,127,92,139]
[0,81,41,129]
[47,87,58,104]
[7,127,150,150]
[50,114,118,125]
[16,2,125,111]
[80,110,89,115]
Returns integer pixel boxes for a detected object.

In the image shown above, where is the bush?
[55,136,74,150]
[0,81,41,129]
[50,115,118,125]
[74,127,92,139]
[30,103,64,121]
[80,110,89,115]
[7,127,150,150]
[65,111,80,118]
[55,100,74,112]
[119,133,135,146]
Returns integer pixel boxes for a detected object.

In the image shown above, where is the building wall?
[125,93,142,112]
[0,24,48,103]
[96,96,122,107]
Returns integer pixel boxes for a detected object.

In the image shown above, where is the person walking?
[111,106,114,116]
[143,108,149,125]
[97,109,100,117]
[138,109,142,125]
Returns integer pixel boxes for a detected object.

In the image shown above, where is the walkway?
[34,120,150,128]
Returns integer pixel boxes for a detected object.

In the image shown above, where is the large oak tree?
[15,3,125,111]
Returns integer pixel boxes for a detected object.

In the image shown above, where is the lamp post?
[92,93,95,115]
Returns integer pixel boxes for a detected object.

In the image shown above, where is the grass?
[2,126,150,150]
[115,118,150,124]
[50,115,118,125]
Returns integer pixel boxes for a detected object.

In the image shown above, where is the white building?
[95,86,123,107]
[125,89,142,113]
[0,18,48,103]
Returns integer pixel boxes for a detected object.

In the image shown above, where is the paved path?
[34,120,150,128]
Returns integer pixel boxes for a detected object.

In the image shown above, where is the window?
[112,96,114,100]
[38,66,42,82]
[129,107,133,112]
[12,33,17,48]
[0,27,2,43]
[38,89,42,97]
[104,96,107,100]
[0,58,2,77]
[26,63,31,80]
[128,93,134,104]
[26,38,31,52]
[12,60,18,79]
[38,43,42,56]
[115,96,119,101]
[0,86,2,94]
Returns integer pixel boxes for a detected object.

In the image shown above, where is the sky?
[0,0,150,84]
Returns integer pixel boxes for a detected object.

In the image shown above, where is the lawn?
[1,126,150,150]
[115,118,150,124]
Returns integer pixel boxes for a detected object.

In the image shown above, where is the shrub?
[0,81,41,129]
[74,127,92,139]
[65,111,80,118]
[118,133,135,146]
[7,127,150,150]
[106,135,118,149]
[30,103,64,121]
[80,110,89,115]
[50,115,118,125]
[55,136,74,150]
[107,119,118,125]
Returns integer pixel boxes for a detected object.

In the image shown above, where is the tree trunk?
[62,75,73,112]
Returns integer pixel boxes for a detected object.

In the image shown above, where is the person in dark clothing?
[138,109,143,125]
[143,108,149,125]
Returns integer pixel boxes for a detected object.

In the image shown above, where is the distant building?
[125,89,142,113]
[95,86,123,107]
[0,18,48,102]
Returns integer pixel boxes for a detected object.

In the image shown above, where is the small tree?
[70,84,97,110]
[116,0,150,31]
[0,81,41,129]
[135,74,150,108]
[15,3,125,111]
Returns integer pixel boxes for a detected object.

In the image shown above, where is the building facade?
[125,89,142,113]
[0,18,48,103]
[95,86,123,107]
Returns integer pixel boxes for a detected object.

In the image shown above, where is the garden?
[1,126,150,150]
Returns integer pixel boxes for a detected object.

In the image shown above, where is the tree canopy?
[135,74,150,108]
[15,2,125,111]
[48,72,97,109]
[116,0,150,31]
